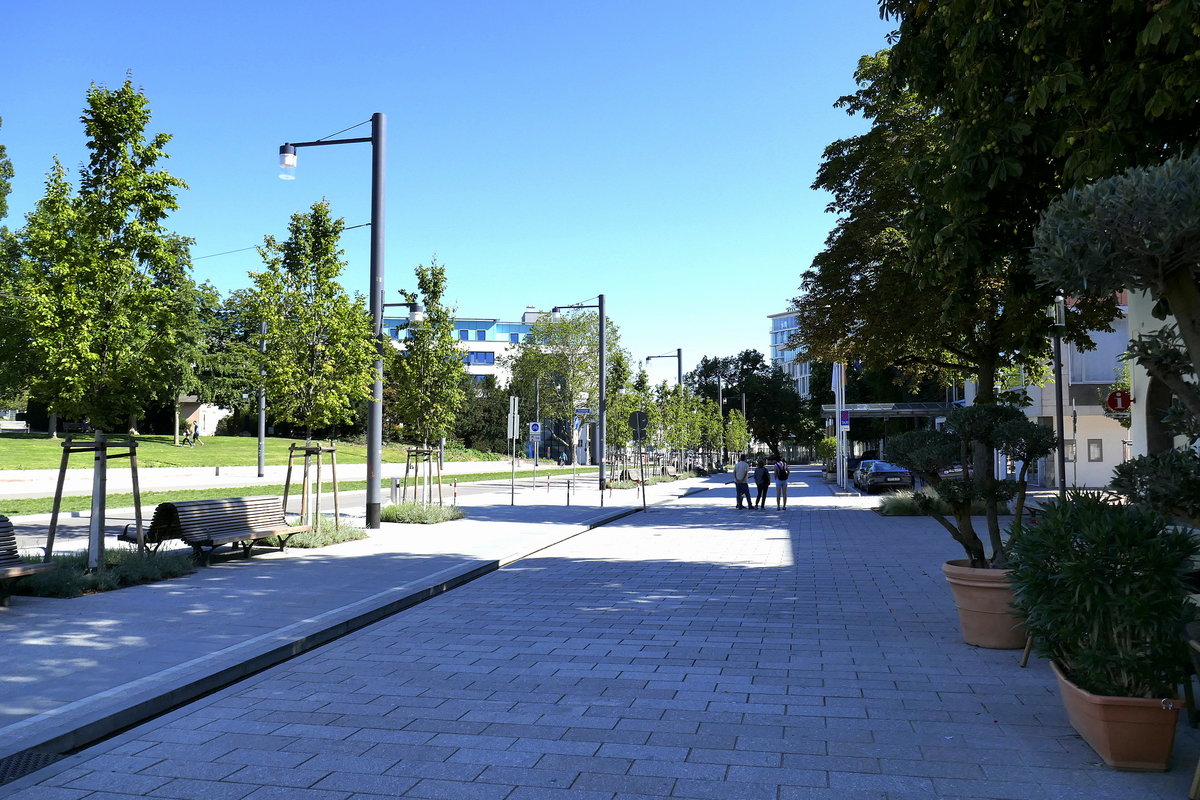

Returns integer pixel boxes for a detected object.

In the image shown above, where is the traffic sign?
[528,421,542,441]
[629,410,648,441]
[574,407,592,415]
[839,410,851,430]
[1105,390,1132,413]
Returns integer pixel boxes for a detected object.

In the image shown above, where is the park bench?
[119,497,309,566]
[0,420,29,433]
[0,515,57,605]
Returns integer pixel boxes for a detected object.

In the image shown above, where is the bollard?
[390,476,400,505]
[453,480,457,506]
[215,466,220,476]
[566,479,571,507]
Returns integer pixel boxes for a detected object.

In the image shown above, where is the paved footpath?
[4,469,1200,799]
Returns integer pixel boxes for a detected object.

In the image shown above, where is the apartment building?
[385,306,544,384]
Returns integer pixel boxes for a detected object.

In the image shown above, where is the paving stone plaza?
[3,468,1199,799]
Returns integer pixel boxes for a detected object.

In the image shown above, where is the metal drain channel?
[0,749,66,786]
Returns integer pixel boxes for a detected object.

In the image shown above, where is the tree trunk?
[48,411,58,440]
[127,413,139,436]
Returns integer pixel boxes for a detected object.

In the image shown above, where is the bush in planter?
[888,404,1055,567]
[1007,490,1197,698]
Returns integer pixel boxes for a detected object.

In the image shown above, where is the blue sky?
[2,2,894,386]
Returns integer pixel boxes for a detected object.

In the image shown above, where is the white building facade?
[386,306,544,384]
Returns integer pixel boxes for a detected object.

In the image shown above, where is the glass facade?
[768,312,810,398]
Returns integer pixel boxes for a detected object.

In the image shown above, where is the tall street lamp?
[1050,293,1067,501]
[278,113,388,527]
[646,348,683,387]
[551,295,606,490]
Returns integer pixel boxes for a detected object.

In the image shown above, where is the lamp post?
[258,320,267,478]
[646,348,683,387]
[279,113,387,527]
[1051,294,1067,501]
[550,295,606,490]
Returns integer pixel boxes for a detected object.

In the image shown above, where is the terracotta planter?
[941,559,1025,649]
[1051,661,1179,771]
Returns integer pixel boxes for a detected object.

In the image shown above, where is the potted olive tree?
[889,404,1056,648]
[1007,491,1197,770]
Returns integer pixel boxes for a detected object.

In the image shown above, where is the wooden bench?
[119,497,309,565]
[0,515,57,606]
[0,420,29,433]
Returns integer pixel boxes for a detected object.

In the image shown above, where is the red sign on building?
[1105,390,1132,413]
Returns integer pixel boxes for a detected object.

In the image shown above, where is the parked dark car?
[860,461,914,493]
[937,464,975,481]
[852,459,879,489]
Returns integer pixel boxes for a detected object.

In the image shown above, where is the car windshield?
[870,462,903,472]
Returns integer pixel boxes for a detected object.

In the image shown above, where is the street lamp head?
[278,144,297,180]
[408,303,425,324]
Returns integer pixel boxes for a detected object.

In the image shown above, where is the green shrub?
[877,487,999,516]
[262,515,369,548]
[13,549,195,599]
[1007,491,1197,698]
[380,502,466,524]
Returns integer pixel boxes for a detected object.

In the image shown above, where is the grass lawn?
[0,432,507,470]
[0,467,599,517]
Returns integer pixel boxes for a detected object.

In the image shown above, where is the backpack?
[775,462,789,480]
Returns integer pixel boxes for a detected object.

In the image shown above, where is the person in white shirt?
[731,455,752,509]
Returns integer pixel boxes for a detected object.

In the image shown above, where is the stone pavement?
[0,472,672,765]
[4,468,1200,799]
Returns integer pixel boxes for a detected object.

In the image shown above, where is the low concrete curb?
[2,485,709,769]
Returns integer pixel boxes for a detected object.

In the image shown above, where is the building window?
[1063,439,1076,462]
[463,351,495,366]
[476,330,486,341]
[459,330,468,341]
[1088,439,1103,462]
[510,333,519,343]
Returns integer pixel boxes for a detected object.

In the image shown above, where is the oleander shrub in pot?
[1007,490,1197,769]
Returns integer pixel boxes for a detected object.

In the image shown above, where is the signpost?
[529,421,542,489]
[508,396,519,505]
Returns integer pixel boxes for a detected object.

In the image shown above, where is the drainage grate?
[0,749,66,786]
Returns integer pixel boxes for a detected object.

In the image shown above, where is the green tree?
[876,0,1200,400]
[386,259,467,446]
[725,410,750,456]
[0,116,13,222]
[3,80,199,432]
[249,201,374,442]
[505,310,624,464]
[453,373,509,454]
[1033,152,1200,426]
[191,285,260,414]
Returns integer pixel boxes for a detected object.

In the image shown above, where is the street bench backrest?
[0,515,22,567]
[151,497,288,541]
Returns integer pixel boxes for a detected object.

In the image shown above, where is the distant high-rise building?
[768,311,809,398]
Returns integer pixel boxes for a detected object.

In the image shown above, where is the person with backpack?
[774,457,790,509]
[753,459,772,509]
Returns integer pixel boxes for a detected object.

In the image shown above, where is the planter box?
[1051,661,1179,771]
[941,559,1025,649]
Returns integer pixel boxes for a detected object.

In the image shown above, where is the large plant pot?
[941,559,1025,649]
[1051,661,1179,771]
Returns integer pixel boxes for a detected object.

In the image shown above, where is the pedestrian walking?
[754,459,771,508]
[774,456,790,509]
[730,454,752,509]
[180,425,192,447]
[191,421,204,446]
